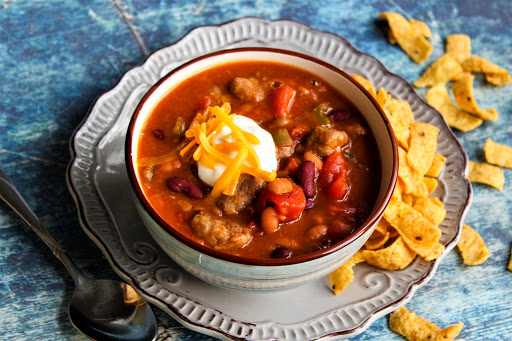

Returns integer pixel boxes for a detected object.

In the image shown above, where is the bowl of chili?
[126,48,398,291]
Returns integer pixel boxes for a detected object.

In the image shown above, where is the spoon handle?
[0,167,85,282]
[0,168,64,253]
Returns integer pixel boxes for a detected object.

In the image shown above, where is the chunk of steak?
[229,77,265,102]
[217,174,266,215]
[276,145,295,160]
[190,213,252,250]
[305,126,349,157]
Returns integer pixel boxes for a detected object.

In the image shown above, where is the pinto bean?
[303,151,323,171]
[268,178,293,195]
[274,237,291,247]
[311,213,324,224]
[160,159,182,173]
[261,206,280,234]
[306,224,328,241]
[166,177,203,199]
[298,161,316,198]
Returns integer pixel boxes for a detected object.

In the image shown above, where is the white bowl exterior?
[129,49,395,291]
[134,192,378,290]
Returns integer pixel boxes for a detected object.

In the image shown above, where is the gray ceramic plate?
[67,18,471,341]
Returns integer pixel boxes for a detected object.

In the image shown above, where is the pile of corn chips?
[331,14,512,338]
[417,33,510,133]
[413,32,511,191]
[330,75,448,295]
[330,72,488,341]
[380,13,510,135]
[381,13,511,129]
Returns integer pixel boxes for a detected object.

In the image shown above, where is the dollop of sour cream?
[197,115,278,187]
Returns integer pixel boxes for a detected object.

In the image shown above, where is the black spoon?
[0,167,158,341]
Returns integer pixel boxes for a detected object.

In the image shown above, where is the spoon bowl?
[0,167,158,341]
[69,278,156,341]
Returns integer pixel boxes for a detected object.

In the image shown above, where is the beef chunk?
[276,145,295,160]
[229,77,265,102]
[190,213,252,250]
[217,174,266,215]
[305,126,349,157]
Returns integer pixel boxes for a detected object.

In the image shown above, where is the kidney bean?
[303,151,323,171]
[197,96,212,110]
[329,110,351,121]
[271,246,291,259]
[305,198,315,210]
[298,161,316,198]
[328,219,353,241]
[167,177,203,199]
[153,129,165,139]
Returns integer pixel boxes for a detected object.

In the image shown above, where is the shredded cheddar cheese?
[224,169,241,196]
[213,106,261,169]
[180,103,276,198]
[211,147,248,198]
[137,149,179,167]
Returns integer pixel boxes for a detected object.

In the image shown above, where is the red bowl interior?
[125,47,398,266]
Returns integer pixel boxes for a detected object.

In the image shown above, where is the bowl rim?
[125,47,398,266]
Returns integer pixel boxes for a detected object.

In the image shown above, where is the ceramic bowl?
[126,48,398,291]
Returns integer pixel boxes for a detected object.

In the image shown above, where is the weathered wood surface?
[1,0,511,340]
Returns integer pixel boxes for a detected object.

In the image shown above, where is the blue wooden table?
[1,1,511,340]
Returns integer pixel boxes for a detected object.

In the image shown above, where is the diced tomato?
[320,151,349,200]
[272,85,296,118]
[197,96,212,110]
[320,151,347,187]
[257,183,306,222]
[327,175,348,200]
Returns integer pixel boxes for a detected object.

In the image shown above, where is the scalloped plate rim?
[66,17,472,341]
